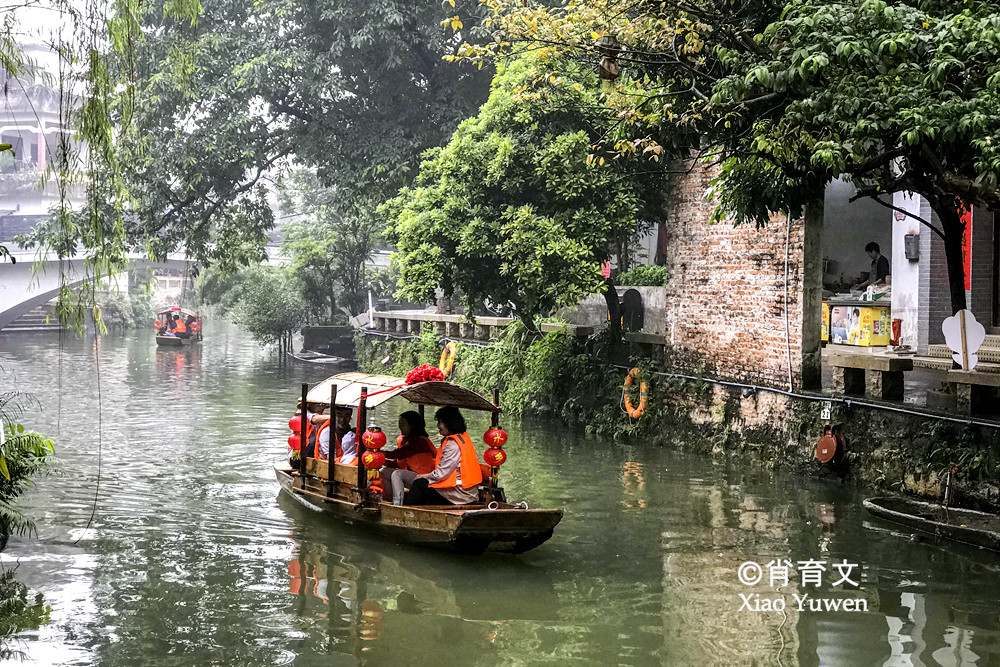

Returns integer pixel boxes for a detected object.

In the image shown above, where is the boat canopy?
[306,372,498,412]
[158,306,199,318]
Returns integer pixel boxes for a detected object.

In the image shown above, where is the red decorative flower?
[404,364,445,385]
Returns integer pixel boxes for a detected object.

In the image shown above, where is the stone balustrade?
[370,310,600,343]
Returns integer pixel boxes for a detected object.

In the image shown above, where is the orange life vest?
[174,319,187,334]
[315,421,330,461]
[429,432,483,490]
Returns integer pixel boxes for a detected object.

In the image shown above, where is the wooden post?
[328,383,338,497]
[357,387,368,492]
[960,309,970,370]
[491,387,500,487]
[299,383,309,477]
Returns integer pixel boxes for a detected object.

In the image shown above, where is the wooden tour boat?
[155,306,203,346]
[863,495,1000,552]
[275,372,563,554]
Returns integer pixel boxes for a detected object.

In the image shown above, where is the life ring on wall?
[438,341,457,377]
[623,368,648,419]
[815,425,847,464]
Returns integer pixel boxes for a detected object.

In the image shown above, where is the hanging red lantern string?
[484,447,507,466]
[287,433,301,451]
[484,427,508,448]
[362,450,386,470]
[362,426,387,450]
[288,415,302,433]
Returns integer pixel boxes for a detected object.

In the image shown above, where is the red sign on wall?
[960,205,972,290]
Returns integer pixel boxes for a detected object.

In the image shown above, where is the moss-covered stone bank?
[356,325,1000,510]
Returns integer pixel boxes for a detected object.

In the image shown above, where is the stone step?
[912,356,1000,373]
[0,325,64,334]
[927,344,1000,363]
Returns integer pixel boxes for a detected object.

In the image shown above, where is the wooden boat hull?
[156,335,200,346]
[863,496,1000,552]
[274,462,562,554]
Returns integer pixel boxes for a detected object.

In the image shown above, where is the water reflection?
[0,327,999,664]
[0,568,50,661]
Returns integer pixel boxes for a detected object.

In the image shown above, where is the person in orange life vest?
[173,314,188,338]
[287,401,328,464]
[317,407,353,462]
[381,411,438,505]
[403,406,482,506]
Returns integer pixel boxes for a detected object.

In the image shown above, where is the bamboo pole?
[328,383,338,497]
[491,387,500,487]
[357,387,368,493]
[299,383,308,477]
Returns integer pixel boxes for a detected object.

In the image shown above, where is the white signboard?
[942,309,986,370]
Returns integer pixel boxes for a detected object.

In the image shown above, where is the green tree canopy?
[279,171,385,320]
[118,0,491,269]
[383,53,664,329]
[463,0,1000,313]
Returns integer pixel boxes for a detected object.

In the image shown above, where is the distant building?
[0,41,85,243]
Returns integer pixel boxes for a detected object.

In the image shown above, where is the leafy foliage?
[279,171,384,320]
[116,0,492,271]
[460,0,1000,313]
[197,265,308,348]
[384,53,664,328]
[0,407,54,550]
[0,568,51,662]
[616,265,665,287]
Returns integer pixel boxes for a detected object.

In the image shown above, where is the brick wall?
[661,162,806,388]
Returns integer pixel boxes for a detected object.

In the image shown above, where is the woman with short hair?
[403,406,482,506]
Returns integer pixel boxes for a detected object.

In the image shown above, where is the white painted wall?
[891,191,924,349]
[822,178,893,288]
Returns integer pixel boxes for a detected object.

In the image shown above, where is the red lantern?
[483,447,507,466]
[362,450,385,470]
[396,434,405,447]
[289,415,302,433]
[484,427,508,448]
[287,433,301,450]
[362,426,387,450]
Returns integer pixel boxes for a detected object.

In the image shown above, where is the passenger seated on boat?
[317,407,352,462]
[381,411,438,505]
[300,404,328,459]
[324,407,358,465]
[173,315,189,338]
[403,406,483,506]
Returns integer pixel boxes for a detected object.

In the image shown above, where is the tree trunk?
[931,201,969,314]
[603,278,622,342]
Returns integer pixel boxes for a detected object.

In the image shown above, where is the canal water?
[1,323,999,666]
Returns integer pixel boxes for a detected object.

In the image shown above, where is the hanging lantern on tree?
[484,427,508,448]
[361,450,386,470]
[287,433,301,451]
[362,426,387,450]
[484,447,507,466]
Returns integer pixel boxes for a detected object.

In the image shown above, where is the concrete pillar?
[867,369,904,401]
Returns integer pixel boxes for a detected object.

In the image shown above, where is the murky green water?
[2,323,1000,665]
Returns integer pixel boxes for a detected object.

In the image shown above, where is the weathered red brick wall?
[661,161,805,388]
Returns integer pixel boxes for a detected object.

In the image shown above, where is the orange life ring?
[438,342,457,377]
[623,368,648,419]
